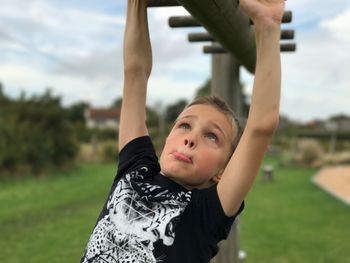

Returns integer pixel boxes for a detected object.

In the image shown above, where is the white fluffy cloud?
[278,7,350,122]
[321,8,350,42]
[0,1,350,122]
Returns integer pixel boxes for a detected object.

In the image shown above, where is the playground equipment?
[147,0,296,262]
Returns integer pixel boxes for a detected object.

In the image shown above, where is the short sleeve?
[190,184,244,243]
[93,136,160,225]
[117,136,159,179]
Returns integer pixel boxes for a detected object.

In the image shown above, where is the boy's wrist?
[254,20,281,44]
[253,18,281,33]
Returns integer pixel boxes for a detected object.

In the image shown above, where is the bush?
[77,141,118,163]
[293,138,324,167]
[322,151,350,165]
[0,90,79,175]
[100,141,118,162]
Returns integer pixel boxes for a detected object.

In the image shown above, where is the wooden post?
[262,165,274,182]
[210,43,242,263]
[211,47,242,115]
[211,219,241,263]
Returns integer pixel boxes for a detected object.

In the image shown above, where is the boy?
[81,0,284,262]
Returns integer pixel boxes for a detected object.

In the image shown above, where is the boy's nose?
[184,138,195,148]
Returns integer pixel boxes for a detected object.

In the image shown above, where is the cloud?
[1,0,350,123]
[148,7,207,66]
[147,74,206,107]
[49,4,210,106]
[0,0,126,103]
[278,7,350,121]
[321,8,350,42]
[286,0,350,29]
[0,0,123,58]
[240,5,350,122]
[0,63,123,107]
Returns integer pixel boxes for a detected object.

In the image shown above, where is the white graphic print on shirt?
[82,167,191,263]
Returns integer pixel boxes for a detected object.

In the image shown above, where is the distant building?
[306,119,326,130]
[85,107,121,130]
[326,115,350,132]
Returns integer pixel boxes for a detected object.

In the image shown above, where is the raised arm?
[119,0,152,151]
[217,0,285,216]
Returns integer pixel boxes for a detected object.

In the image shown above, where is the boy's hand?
[239,0,285,25]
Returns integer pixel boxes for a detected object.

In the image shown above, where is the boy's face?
[160,104,235,189]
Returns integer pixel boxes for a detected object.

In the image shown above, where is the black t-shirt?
[81,136,244,263]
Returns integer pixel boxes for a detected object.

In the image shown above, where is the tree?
[165,99,188,123]
[0,82,3,97]
[195,78,250,117]
[0,88,79,175]
[112,97,123,108]
[66,101,90,123]
[111,97,160,128]
[194,79,211,98]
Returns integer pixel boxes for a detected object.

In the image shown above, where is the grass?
[0,163,117,263]
[0,159,349,262]
[240,157,350,262]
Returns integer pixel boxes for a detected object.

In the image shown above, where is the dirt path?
[312,166,350,205]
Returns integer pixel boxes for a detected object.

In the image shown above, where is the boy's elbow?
[248,113,279,136]
[124,66,146,77]
[124,64,151,80]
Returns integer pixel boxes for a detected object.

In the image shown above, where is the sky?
[0,0,349,123]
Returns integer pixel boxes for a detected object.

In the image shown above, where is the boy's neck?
[159,171,214,190]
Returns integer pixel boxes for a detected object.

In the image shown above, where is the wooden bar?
[281,30,294,40]
[188,32,215,42]
[280,43,296,52]
[169,16,201,27]
[168,13,296,28]
[147,0,181,7]
[189,30,294,42]
[282,11,293,23]
[203,45,228,54]
[204,43,296,54]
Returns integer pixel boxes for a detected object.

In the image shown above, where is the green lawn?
[0,160,349,262]
[240,158,350,263]
[0,163,117,263]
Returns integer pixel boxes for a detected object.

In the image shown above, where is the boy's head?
[160,96,242,189]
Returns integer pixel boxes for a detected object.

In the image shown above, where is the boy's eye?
[205,132,218,142]
[178,123,190,129]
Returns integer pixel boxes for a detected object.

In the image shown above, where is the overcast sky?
[0,0,349,122]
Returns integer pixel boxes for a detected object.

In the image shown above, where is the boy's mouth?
[173,151,192,164]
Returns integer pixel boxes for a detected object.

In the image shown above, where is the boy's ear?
[212,168,225,183]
